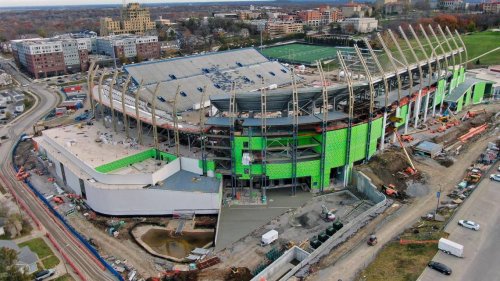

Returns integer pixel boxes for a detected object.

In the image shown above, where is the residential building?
[11,34,159,78]
[375,0,398,9]
[239,11,261,20]
[100,3,156,36]
[11,39,66,79]
[318,5,344,24]
[155,16,172,26]
[213,13,239,19]
[341,3,373,18]
[482,1,500,13]
[384,3,405,14]
[0,240,38,274]
[96,35,159,61]
[438,0,466,10]
[71,30,97,39]
[298,10,321,26]
[341,17,378,33]
[266,21,304,38]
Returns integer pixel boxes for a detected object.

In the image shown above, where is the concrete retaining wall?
[251,246,310,281]
[290,171,387,279]
[351,170,386,203]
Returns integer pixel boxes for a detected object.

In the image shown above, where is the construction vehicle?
[367,234,378,246]
[401,135,414,142]
[461,109,486,121]
[464,170,481,184]
[381,184,400,198]
[393,129,417,174]
[321,205,336,222]
[52,196,64,204]
[15,166,30,181]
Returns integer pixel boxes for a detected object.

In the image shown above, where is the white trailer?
[438,238,464,257]
[261,229,278,246]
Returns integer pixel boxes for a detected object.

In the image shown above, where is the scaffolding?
[121,75,131,138]
[260,86,268,200]
[291,69,299,196]
[353,45,375,161]
[229,83,237,198]
[317,62,328,192]
[199,86,208,176]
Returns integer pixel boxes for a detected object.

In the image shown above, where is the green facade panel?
[473,82,485,104]
[324,128,347,168]
[464,89,471,106]
[456,95,464,112]
[396,105,408,127]
[95,148,177,173]
[435,80,446,105]
[349,123,368,162]
[369,117,383,157]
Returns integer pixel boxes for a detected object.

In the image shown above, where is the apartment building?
[12,39,68,79]
[341,3,373,18]
[12,34,159,78]
[96,35,159,61]
[298,10,322,26]
[341,18,378,33]
[438,0,466,10]
[266,22,304,38]
[100,3,156,36]
[297,6,343,26]
[482,1,500,13]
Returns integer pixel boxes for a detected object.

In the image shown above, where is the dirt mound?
[197,267,252,281]
[357,148,410,189]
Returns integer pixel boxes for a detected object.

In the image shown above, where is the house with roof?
[0,240,39,274]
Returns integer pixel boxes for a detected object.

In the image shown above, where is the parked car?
[490,174,500,182]
[428,261,452,275]
[458,220,480,231]
[35,269,55,281]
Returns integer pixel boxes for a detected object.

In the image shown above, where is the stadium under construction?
[34,24,494,215]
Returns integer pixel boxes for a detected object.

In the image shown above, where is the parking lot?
[418,168,500,281]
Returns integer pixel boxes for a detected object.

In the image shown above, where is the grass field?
[54,274,76,281]
[358,242,438,281]
[19,237,60,269]
[462,31,500,66]
[260,43,346,64]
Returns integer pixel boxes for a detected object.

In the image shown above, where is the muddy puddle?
[140,229,214,259]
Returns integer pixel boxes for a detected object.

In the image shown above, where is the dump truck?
[438,238,463,257]
[261,230,278,246]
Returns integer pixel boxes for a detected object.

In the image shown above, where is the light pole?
[435,185,442,217]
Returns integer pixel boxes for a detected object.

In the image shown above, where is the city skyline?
[0,0,267,8]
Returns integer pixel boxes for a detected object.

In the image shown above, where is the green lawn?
[19,237,60,269]
[54,274,76,281]
[358,242,438,281]
[260,43,349,64]
[462,31,500,66]
[42,255,60,269]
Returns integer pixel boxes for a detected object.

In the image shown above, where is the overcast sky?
[0,0,263,7]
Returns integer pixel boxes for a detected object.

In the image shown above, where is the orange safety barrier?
[400,239,439,245]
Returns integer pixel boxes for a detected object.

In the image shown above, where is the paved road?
[307,132,499,281]
[0,59,117,281]
[418,169,500,281]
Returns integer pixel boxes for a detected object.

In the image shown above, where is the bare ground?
[306,103,499,281]
[68,214,158,277]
